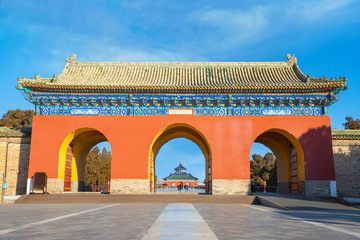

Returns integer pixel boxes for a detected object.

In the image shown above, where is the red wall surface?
[28,115,335,181]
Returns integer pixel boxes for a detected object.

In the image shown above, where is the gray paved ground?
[195,204,360,240]
[0,203,360,239]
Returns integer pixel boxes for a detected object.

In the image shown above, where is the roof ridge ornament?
[66,54,77,66]
[286,54,297,67]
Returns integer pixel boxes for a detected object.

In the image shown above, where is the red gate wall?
[28,115,335,183]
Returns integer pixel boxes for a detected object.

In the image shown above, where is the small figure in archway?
[88,182,92,192]
[96,180,99,192]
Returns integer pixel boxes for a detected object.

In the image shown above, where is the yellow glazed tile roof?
[17,54,347,94]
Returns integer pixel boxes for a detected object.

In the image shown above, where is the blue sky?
[1,1,359,180]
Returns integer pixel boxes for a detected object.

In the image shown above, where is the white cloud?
[289,0,355,22]
[192,7,269,49]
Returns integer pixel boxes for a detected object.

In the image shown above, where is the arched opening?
[155,138,206,194]
[83,141,112,192]
[251,129,305,194]
[149,124,212,194]
[250,143,277,193]
[58,128,112,193]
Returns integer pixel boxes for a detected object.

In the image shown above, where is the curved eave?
[19,82,346,95]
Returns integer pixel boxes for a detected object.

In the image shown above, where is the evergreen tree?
[250,152,276,186]
[84,146,111,186]
[0,109,35,127]
[343,117,360,129]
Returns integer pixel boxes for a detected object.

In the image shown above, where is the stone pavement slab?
[142,203,217,240]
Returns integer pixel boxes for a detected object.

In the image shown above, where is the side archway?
[58,128,110,192]
[253,129,305,194]
[149,123,212,194]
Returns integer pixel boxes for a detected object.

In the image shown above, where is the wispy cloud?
[288,0,355,22]
[188,0,358,52]
[192,7,269,49]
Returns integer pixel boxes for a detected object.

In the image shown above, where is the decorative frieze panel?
[232,107,323,116]
[29,93,329,109]
[194,108,227,116]
[134,108,167,116]
[40,107,129,116]
[33,93,328,116]
[38,106,323,116]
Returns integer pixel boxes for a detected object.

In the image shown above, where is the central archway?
[253,129,305,194]
[149,124,212,194]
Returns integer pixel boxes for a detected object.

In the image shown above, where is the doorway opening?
[250,143,277,193]
[83,141,112,192]
[155,138,205,194]
[250,129,304,194]
[149,124,212,194]
[58,128,112,193]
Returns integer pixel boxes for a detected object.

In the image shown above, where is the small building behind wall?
[16,54,347,196]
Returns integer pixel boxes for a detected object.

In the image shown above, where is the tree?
[343,117,360,129]
[0,109,35,127]
[101,147,111,164]
[84,146,111,186]
[250,152,276,186]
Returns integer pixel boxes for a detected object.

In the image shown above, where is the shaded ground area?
[255,192,360,211]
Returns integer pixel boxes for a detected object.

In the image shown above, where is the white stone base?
[71,180,78,193]
[47,178,64,194]
[111,179,149,194]
[212,179,250,195]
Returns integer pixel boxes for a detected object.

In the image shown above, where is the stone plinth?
[47,178,64,194]
[212,180,250,195]
[304,180,332,196]
[111,179,149,194]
